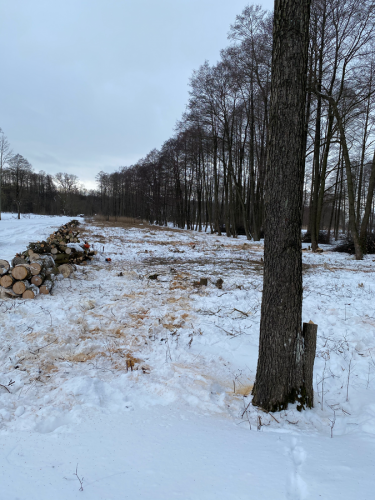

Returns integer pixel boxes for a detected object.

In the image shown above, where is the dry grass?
[235,384,253,397]
[162,312,190,330]
[89,215,181,233]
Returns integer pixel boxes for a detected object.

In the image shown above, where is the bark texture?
[301,321,317,407]
[252,0,312,412]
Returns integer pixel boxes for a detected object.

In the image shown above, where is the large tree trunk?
[333,103,363,259]
[310,94,322,252]
[315,109,335,235]
[252,0,312,412]
[359,149,375,250]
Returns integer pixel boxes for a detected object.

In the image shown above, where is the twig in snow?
[241,398,252,418]
[29,338,58,355]
[317,356,329,410]
[216,324,233,336]
[329,410,336,438]
[74,464,84,491]
[346,355,354,402]
[233,369,243,394]
[233,308,249,317]
[165,334,172,362]
[242,397,251,430]
[196,308,221,316]
[39,306,53,327]
[266,411,280,424]
[23,380,36,396]
[0,382,12,393]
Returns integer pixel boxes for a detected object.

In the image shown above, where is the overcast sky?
[0,0,273,189]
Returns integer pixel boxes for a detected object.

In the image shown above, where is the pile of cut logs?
[0,219,97,299]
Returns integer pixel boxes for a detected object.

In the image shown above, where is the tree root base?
[252,384,313,413]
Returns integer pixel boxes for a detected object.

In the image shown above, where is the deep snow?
[1,214,375,499]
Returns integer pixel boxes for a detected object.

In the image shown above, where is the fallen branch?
[0,379,15,393]
[74,464,84,491]
[233,308,249,317]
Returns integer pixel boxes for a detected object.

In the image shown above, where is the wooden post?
[302,321,318,409]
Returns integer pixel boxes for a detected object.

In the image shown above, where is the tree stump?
[301,321,318,409]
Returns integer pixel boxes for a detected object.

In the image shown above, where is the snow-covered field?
[1,215,375,499]
[0,213,82,262]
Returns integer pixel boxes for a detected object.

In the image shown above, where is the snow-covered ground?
[1,215,375,499]
[0,213,82,262]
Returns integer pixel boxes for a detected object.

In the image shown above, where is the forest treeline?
[0,132,98,219]
[1,1,375,253]
[97,0,375,252]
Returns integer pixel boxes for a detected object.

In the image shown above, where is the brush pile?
[333,233,375,255]
[302,231,330,244]
[0,219,97,299]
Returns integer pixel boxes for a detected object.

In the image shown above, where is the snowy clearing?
[1,215,375,499]
[0,213,83,262]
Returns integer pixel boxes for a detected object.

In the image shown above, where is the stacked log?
[0,260,11,275]
[23,219,96,266]
[40,280,53,295]
[0,219,97,300]
[0,273,14,289]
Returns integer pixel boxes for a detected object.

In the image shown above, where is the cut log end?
[12,265,32,281]
[58,264,74,278]
[0,259,10,275]
[40,280,53,295]
[31,275,44,286]
[29,261,43,275]
[0,286,19,297]
[13,280,28,295]
[0,275,14,288]
[22,289,36,299]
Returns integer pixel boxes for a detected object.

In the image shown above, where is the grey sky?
[0,0,273,189]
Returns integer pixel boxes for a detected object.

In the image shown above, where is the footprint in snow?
[286,438,308,500]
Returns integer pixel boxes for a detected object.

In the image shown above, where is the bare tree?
[54,172,79,215]
[7,154,32,219]
[252,0,313,412]
[0,128,13,220]
[312,0,375,258]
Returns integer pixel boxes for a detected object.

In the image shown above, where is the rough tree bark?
[359,149,375,250]
[252,0,313,412]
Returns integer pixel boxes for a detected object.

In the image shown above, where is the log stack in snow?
[0,219,97,299]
